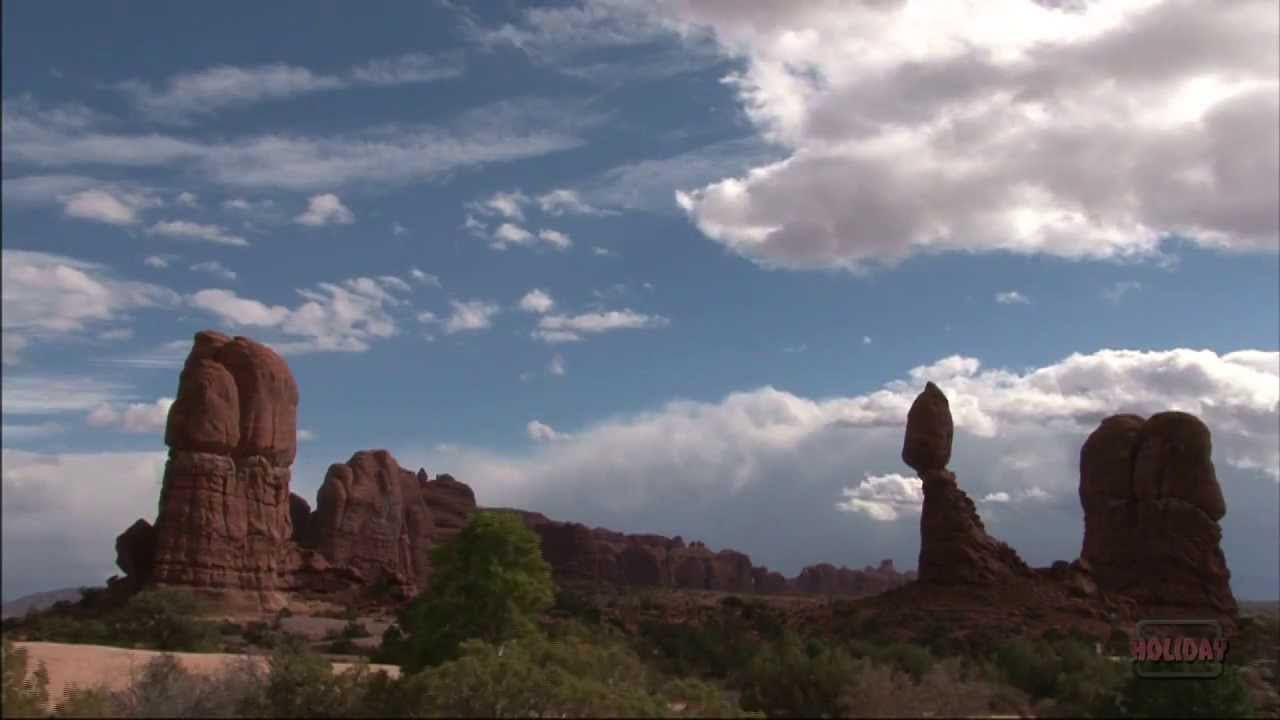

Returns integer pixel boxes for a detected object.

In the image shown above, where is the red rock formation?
[115,519,156,586]
[289,493,314,547]
[793,560,912,596]
[149,332,299,607]
[311,450,435,590]
[904,382,1031,585]
[1079,411,1235,617]
[419,471,476,544]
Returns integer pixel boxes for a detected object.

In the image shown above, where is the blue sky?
[3,0,1278,602]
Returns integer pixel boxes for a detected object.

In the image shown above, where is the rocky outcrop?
[905,382,1031,585]
[312,450,435,589]
[793,560,913,596]
[1079,411,1236,616]
[289,493,314,547]
[504,509,910,597]
[148,332,299,607]
[419,471,476,545]
[115,519,156,587]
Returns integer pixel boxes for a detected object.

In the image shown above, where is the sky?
[2,0,1278,603]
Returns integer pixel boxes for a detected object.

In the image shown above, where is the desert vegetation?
[4,509,1271,718]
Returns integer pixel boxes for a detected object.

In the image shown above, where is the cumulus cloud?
[658,0,1279,270]
[538,229,572,249]
[2,449,167,600]
[836,473,924,522]
[294,193,355,226]
[187,275,413,353]
[483,190,529,220]
[533,309,670,343]
[394,347,1279,597]
[85,397,174,433]
[1,174,98,208]
[143,255,171,269]
[148,220,248,246]
[175,191,199,208]
[61,188,160,225]
[443,299,501,334]
[518,289,556,314]
[527,420,570,442]
[1,375,133,416]
[189,260,236,281]
[996,291,1031,305]
[1,250,179,365]
[297,429,316,442]
[537,188,609,216]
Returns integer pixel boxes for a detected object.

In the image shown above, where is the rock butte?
[112,331,1236,627]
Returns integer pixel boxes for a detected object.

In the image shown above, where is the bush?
[2,638,50,718]
[395,511,555,671]
[873,642,933,681]
[1095,663,1254,718]
[738,632,856,717]
[10,589,221,653]
[402,625,752,718]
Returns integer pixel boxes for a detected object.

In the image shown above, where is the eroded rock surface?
[1079,411,1235,616]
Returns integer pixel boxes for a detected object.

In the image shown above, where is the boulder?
[115,519,156,584]
[902,381,953,472]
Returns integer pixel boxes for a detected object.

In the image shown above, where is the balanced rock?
[904,383,1030,585]
[1079,411,1235,616]
[902,381,953,472]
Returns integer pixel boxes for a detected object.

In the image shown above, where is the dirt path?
[13,641,400,711]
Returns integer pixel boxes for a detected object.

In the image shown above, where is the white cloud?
[548,353,567,376]
[443,299,500,334]
[592,246,617,257]
[1103,280,1143,303]
[143,255,172,269]
[836,473,925,522]
[527,419,570,442]
[0,422,65,442]
[662,0,1279,269]
[1,250,179,365]
[409,267,442,288]
[85,397,174,434]
[376,275,412,293]
[175,191,199,208]
[484,190,529,220]
[395,346,1279,595]
[1,375,133,416]
[518,289,556,314]
[118,63,345,120]
[491,223,533,250]
[188,275,412,354]
[3,98,584,191]
[534,309,670,343]
[294,193,354,226]
[1,174,98,207]
[1,449,167,600]
[98,328,133,341]
[297,429,315,442]
[996,291,1031,305]
[538,229,572,250]
[148,220,248,247]
[392,222,408,236]
[537,188,609,216]
[189,260,236,281]
[348,52,464,86]
[61,188,159,226]
[863,336,873,345]
[416,311,438,324]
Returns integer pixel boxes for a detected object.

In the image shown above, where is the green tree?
[397,510,555,671]
[1096,663,1254,718]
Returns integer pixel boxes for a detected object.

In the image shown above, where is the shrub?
[1095,662,1254,718]
[402,626,752,718]
[873,642,933,681]
[738,632,856,717]
[396,511,555,671]
[51,687,120,718]
[2,638,50,718]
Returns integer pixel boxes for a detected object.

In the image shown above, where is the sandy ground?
[13,641,400,711]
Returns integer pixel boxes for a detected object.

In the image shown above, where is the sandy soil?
[13,641,400,711]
